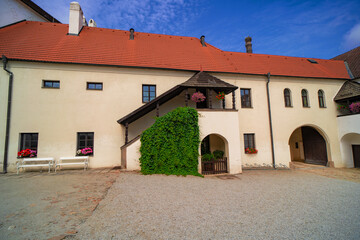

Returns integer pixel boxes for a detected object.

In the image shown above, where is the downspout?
[266,72,276,168]
[2,55,13,173]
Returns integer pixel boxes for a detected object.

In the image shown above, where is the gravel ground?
[0,168,120,240]
[72,170,360,240]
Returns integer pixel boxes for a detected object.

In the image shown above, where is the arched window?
[318,90,325,108]
[284,88,292,107]
[301,89,309,107]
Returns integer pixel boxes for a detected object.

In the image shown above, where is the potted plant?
[191,92,206,103]
[245,147,258,154]
[18,149,37,158]
[77,147,93,156]
[349,102,360,113]
[213,150,224,159]
[215,91,225,101]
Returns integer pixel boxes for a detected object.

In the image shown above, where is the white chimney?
[89,19,96,27]
[68,2,84,35]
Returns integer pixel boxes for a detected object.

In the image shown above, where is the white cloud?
[32,0,200,36]
[343,23,360,50]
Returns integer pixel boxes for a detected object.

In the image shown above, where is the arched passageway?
[200,134,228,174]
[289,126,328,166]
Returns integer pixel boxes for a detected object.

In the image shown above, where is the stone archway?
[289,126,328,166]
[200,134,229,174]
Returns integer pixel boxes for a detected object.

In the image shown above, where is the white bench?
[55,156,89,172]
[17,157,55,174]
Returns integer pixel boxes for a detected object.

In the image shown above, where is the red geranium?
[18,149,37,158]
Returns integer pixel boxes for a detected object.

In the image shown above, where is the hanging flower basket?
[245,148,258,154]
[77,148,93,156]
[349,102,360,113]
[191,92,206,103]
[18,149,37,158]
[216,91,225,100]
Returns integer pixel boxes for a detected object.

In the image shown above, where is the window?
[284,88,292,107]
[19,133,38,153]
[318,90,326,108]
[43,80,60,88]
[77,132,94,155]
[244,133,255,151]
[87,82,103,90]
[142,85,156,103]
[240,88,252,108]
[301,89,309,107]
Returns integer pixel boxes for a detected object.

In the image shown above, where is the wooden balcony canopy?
[117,71,238,125]
[334,80,360,102]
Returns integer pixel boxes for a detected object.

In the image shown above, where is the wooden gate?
[301,127,328,166]
[201,158,227,175]
[353,145,360,168]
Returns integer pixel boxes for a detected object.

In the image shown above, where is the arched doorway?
[340,133,360,168]
[200,134,228,174]
[289,126,328,166]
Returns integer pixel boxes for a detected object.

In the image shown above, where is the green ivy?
[139,107,202,177]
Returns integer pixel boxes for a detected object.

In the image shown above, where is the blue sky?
[33,0,360,59]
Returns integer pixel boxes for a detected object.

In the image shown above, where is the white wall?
[338,114,360,167]
[0,0,50,27]
[198,110,242,174]
[0,60,347,172]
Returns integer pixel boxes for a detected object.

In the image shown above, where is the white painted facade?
[0,60,350,173]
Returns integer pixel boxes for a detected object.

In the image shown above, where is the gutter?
[266,72,276,168]
[2,55,14,173]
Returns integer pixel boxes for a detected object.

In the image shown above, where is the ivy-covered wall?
[139,107,201,176]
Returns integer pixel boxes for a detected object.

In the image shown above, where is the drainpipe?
[2,55,13,173]
[266,72,276,168]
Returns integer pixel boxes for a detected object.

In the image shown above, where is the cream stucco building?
[1,2,359,174]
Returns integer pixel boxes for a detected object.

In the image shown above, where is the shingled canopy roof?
[179,71,238,94]
[334,80,360,102]
[117,71,238,125]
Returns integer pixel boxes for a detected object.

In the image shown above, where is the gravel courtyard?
[72,170,360,240]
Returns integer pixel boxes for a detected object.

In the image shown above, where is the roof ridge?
[224,50,345,62]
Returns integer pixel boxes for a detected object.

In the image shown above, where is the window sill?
[42,87,60,89]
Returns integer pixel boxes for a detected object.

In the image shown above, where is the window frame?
[77,132,94,156]
[42,80,60,89]
[301,89,310,108]
[284,88,292,107]
[318,90,326,108]
[240,88,252,108]
[142,84,156,103]
[19,133,39,156]
[244,133,255,152]
[87,82,103,91]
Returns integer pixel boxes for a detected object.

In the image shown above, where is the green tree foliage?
[139,107,202,176]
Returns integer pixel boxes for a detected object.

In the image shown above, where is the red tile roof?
[0,21,350,79]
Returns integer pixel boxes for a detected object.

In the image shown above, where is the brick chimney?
[68,2,85,35]
[245,36,252,53]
